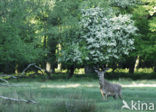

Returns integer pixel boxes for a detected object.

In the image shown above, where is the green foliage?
[0,0,46,65]
[111,0,156,71]
[132,0,156,67]
[59,42,88,66]
[0,0,48,73]
[0,0,156,73]
[52,0,87,68]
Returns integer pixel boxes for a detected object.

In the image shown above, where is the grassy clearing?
[0,79,156,112]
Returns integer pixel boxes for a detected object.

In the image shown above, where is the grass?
[0,78,156,112]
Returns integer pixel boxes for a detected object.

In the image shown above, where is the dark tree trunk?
[112,64,117,73]
[85,66,94,74]
[45,71,52,79]
[129,65,135,74]
[154,66,156,72]
[51,67,55,73]
[43,36,47,49]
[128,57,137,74]
[3,62,15,74]
[47,37,57,74]
[67,66,75,79]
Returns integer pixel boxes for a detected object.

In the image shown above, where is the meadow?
[0,78,156,112]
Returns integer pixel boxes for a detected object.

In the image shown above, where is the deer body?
[95,69,122,100]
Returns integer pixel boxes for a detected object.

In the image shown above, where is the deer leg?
[105,94,108,100]
[118,92,122,100]
[117,90,122,100]
[100,89,107,100]
[113,95,116,99]
[100,89,105,100]
[119,95,122,99]
[113,94,117,99]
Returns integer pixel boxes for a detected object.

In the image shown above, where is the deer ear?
[95,70,99,73]
[106,68,110,71]
[103,68,110,73]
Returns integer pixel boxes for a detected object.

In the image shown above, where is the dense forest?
[0,0,156,77]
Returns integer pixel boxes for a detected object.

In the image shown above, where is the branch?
[0,96,37,104]
[0,75,18,86]
[22,63,45,75]
[33,65,44,74]
[0,78,9,84]
[0,74,17,79]
[22,63,35,75]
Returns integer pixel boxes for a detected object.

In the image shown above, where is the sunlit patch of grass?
[55,68,68,73]
[106,68,154,74]
[74,68,85,74]
[135,68,153,73]
[114,68,129,73]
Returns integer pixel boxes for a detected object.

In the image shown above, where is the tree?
[80,7,137,69]
[0,0,46,73]
[132,0,156,72]
[51,0,86,78]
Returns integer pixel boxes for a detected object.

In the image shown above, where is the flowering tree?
[110,0,140,8]
[80,7,137,67]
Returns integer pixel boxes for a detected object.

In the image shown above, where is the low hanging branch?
[0,95,37,104]
[0,75,17,79]
[0,63,50,86]
[22,63,45,75]
[0,74,17,86]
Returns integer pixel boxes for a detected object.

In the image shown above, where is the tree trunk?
[3,62,15,74]
[154,66,156,72]
[43,36,47,48]
[46,62,52,73]
[129,66,135,74]
[128,57,137,74]
[67,66,75,79]
[84,66,94,74]
[134,56,139,71]
[46,62,52,79]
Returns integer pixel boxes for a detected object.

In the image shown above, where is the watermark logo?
[122,100,155,111]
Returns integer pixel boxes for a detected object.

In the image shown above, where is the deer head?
[94,67,110,77]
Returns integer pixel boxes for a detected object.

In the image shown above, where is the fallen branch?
[33,65,44,74]
[0,83,9,86]
[22,63,44,75]
[0,74,18,86]
[0,95,37,104]
[22,63,36,75]
[0,83,31,87]
[0,75,17,79]
[0,78,9,84]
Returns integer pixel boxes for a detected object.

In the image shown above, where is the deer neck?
[98,74,105,88]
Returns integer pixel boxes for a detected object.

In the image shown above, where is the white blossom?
[80,7,137,64]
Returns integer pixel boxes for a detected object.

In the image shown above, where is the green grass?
[0,79,156,112]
